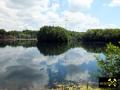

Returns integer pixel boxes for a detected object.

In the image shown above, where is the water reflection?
[37,42,107,55]
[0,43,101,90]
[37,43,71,56]
[0,40,107,53]
[0,40,37,48]
[79,42,106,53]
[0,65,48,90]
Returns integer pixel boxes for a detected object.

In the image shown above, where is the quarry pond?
[0,41,119,90]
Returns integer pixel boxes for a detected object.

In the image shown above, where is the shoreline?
[0,38,37,41]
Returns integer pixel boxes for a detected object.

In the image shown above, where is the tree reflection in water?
[37,42,71,56]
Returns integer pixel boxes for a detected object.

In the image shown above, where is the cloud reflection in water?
[0,46,98,89]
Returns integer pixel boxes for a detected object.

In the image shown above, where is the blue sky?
[89,0,120,25]
[0,0,120,31]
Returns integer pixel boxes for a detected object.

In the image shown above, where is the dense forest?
[37,26,120,43]
[0,26,120,43]
[82,29,120,42]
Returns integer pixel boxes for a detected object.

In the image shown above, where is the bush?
[97,43,120,77]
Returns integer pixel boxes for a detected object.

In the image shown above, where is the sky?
[0,0,120,32]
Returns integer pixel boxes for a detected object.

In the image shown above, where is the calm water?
[0,41,118,90]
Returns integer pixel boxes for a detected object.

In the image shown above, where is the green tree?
[82,29,120,42]
[0,29,6,39]
[37,26,71,43]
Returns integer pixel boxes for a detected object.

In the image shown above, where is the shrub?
[97,43,120,77]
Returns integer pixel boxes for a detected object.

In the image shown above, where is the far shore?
[0,38,37,41]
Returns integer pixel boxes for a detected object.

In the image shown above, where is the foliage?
[0,40,37,47]
[69,31,84,42]
[0,29,38,40]
[82,29,120,42]
[0,29,6,34]
[37,27,120,43]
[37,26,71,43]
[0,29,6,39]
[97,43,120,77]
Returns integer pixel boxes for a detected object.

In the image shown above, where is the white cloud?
[0,0,100,32]
[68,0,93,10]
[62,11,100,31]
[93,23,120,29]
[6,0,50,9]
[109,0,120,7]
[0,0,50,30]
[0,0,119,32]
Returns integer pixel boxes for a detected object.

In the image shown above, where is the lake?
[0,41,119,90]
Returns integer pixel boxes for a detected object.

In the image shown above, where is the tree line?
[0,26,120,43]
[82,29,120,42]
[0,29,38,40]
[37,26,120,43]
